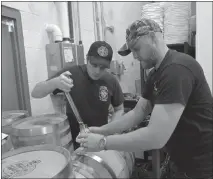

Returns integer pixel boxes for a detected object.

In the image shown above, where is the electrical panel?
[45,42,84,78]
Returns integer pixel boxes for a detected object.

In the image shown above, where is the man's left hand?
[76,132,104,152]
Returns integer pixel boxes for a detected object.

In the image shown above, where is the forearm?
[31,79,57,98]
[111,109,124,121]
[106,127,159,152]
[101,109,143,136]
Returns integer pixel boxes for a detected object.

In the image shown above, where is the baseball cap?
[87,41,113,68]
[118,18,162,56]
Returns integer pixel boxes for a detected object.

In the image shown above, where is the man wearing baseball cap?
[31,41,124,149]
[77,19,213,178]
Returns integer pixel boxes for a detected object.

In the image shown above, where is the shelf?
[167,42,195,58]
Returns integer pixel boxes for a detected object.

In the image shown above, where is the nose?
[94,67,101,74]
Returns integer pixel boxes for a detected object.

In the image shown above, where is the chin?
[141,62,154,70]
[91,75,101,80]
[141,64,150,69]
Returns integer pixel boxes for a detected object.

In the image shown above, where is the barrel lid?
[11,113,68,137]
[2,145,71,178]
[2,110,29,127]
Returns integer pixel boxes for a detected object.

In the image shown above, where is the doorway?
[1,6,31,114]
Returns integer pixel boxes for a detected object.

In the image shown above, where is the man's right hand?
[53,71,74,93]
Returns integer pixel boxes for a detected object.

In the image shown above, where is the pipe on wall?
[55,2,70,41]
[68,2,74,42]
[45,24,63,42]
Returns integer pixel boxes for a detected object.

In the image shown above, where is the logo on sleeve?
[99,86,108,102]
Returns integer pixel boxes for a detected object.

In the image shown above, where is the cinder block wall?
[102,2,150,94]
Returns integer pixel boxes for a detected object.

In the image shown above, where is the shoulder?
[161,63,195,81]
[168,50,203,75]
[102,71,120,86]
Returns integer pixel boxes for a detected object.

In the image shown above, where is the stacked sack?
[141,2,191,44]
[141,2,165,36]
[164,2,191,44]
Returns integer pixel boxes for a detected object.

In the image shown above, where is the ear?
[86,55,90,63]
[148,32,157,45]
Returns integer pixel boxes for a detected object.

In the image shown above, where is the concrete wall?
[196,2,212,94]
[2,2,59,115]
[78,2,95,61]
[102,2,150,94]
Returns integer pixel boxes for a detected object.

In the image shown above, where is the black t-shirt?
[49,64,124,126]
[143,50,213,175]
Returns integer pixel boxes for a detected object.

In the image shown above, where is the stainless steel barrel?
[2,110,29,135]
[71,148,135,178]
[2,145,72,178]
[10,113,74,153]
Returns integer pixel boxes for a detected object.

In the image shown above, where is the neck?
[154,43,169,70]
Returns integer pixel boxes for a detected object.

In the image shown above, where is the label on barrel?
[2,151,67,178]
[3,160,41,178]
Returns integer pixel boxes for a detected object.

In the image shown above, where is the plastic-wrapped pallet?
[164,2,191,44]
[141,2,165,35]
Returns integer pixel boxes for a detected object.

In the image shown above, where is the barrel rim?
[84,153,117,179]
[2,110,29,116]
[63,139,74,149]
[2,110,29,127]
[73,150,135,178]
[73,161,98,178]
[2,144,72,178]
[11,113,68,137]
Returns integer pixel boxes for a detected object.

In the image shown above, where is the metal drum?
[2,145,72,178]
[71,148,135,178]
[2,110,29,135]
[10,113,74,153]
[2,135,13,154]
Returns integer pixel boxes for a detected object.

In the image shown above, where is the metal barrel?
[2,110,29,135]
[2,144,72,178]
[10,113,74,154]
[71,148,135,178]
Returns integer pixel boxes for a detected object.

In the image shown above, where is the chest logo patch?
[99,86,108,102]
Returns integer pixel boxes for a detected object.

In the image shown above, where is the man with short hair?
[31,41,124,149]
[77,19,213,178]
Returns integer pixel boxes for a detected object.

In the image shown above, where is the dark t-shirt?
[143,50,213,175]
[48,64,124,139]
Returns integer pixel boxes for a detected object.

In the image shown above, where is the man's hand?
[53,71,74,92]
[76,132,104,152]
[72,147,87,156]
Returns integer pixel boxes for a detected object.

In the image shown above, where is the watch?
[99,136,107,150]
